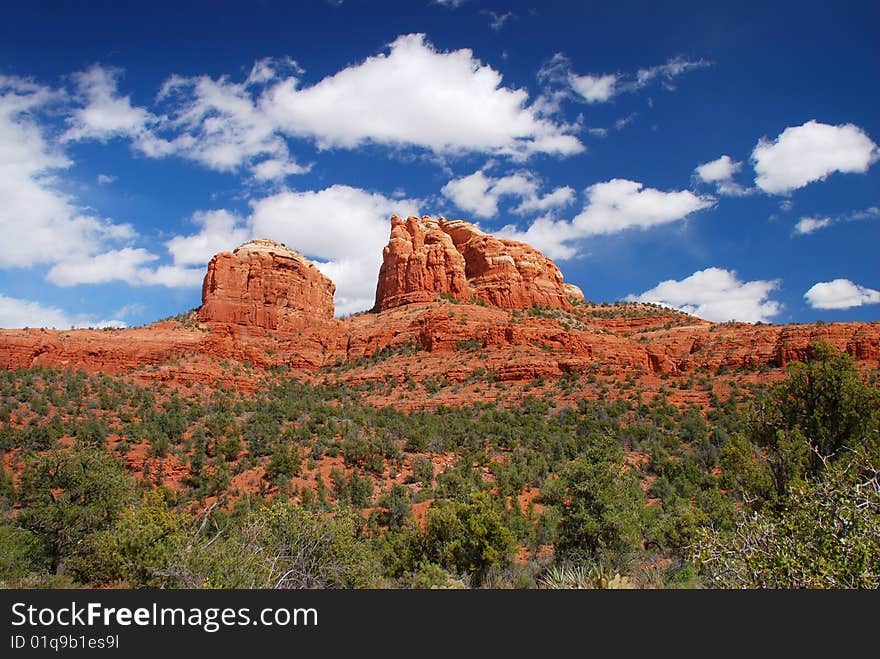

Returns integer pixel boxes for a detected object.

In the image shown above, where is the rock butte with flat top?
[198,238,336,328]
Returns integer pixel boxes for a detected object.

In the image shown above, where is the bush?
[377,484,411,530]
[16,447,135,575]
[411,456,434,487]
[382,493,515,586]
[0,524,44,585]
[175,502,380,588]
[76,490,187,586]
[691,455,880,588]
[733,342,880,505]
[555,449,648,565]
[266,445,300,483]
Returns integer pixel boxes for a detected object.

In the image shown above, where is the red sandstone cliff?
[373,215,583,312]
[198,239,335,328]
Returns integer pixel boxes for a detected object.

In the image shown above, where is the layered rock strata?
[198,239,335,328]
[374,215,582,311]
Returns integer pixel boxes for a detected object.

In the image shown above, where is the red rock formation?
[2,227,878,414]
[374,216,582,312]
[563,283,585,301]
[643,321,880,375]
[1,298,878,409]
[0,324,202,374]
[199,239,335,328]
[372,215,470,310]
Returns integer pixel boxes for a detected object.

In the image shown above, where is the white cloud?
[62,36,582,176]
[635,56,711,88]
[792,205,879,236]
[113,302,145,319]
[499,179,714,259]
[513,185,576,215]
[137,264,205,288]
[694,154,752,196]
[46,247,202,288]
[752,120,879,194]
[63,65,155,142]
[245,56,302,88]
[165,209,250,266]
[156,67,308,179]
[263,34,582,158]
[482,10,514,31]
[442,170,511,218]
[627,267,781,323]
[46,247,158,286]
[574,179,713,235]
[249,185,421,315]
[614,112,637,131]
[441,168,574,218]
[498,214,580,260]
[250,158,310,181]
[793,216,831,235]
[433,0,467,7]
[715,180,751,196]
[540,53,709,107]
[695,154,740,182]
[804,279,880,310]
[0,74,203,291]
[97,173,116,185]
[850,206,880,222]
[570,74,617,103]
[313,257,380,317]
[0,293,125,329]
[249,185,417,260]
[0,75,136,269]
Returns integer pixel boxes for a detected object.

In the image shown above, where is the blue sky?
[0,0,878,327]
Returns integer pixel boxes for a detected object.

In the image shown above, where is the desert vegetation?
[0,342,877,588]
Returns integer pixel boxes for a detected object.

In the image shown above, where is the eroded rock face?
[198,239,335,327]
[373,215,470,310]
[374,215,583,311]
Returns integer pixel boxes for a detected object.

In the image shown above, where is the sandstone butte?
[0,216,878,407]
[199,238,336,326]
[374,215,582,311]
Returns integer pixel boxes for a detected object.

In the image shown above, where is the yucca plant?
[538,562,635,589]
[538,563,595,589]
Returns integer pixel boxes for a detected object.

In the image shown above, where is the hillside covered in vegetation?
[1,342,877,588]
